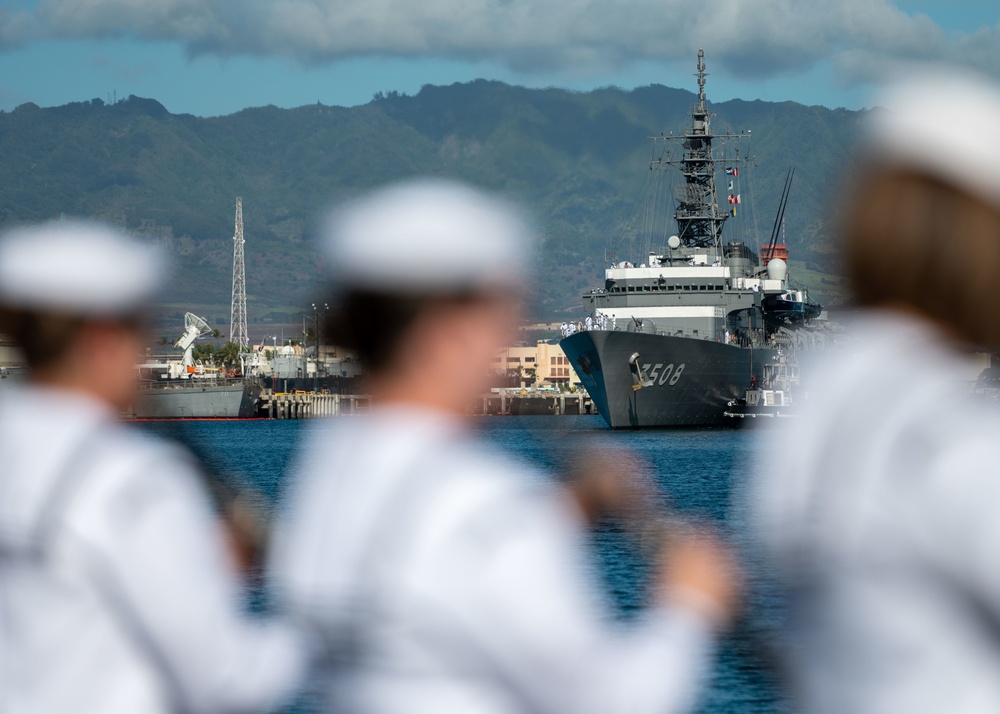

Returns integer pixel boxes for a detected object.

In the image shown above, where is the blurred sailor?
[751,71,1000,713]
[270,179,738,714]
[0,221,304,713]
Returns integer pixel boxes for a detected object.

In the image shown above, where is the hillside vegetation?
[0,81,863,326]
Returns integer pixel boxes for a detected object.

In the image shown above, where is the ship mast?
[676,49,725,250]
[650,49,743,254]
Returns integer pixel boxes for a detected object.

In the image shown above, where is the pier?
[258,390,372,419]
[474,392,592,416]
[257,389,592,419]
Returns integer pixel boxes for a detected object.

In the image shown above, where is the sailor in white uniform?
[751,73,1000,713]
[270,180,738,714]
[0,221,304,714]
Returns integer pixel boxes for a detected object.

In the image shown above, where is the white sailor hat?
[321,178,534,293]
[0,220,164,316]
[865,68,1000,209]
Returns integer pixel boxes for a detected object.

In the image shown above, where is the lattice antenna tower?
[230,197,249,350]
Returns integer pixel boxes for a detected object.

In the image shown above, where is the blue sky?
[0,0,997,117]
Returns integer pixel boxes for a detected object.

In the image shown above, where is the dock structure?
[259,390,372,419]
[259,390,591,419]
[474,393,592,417]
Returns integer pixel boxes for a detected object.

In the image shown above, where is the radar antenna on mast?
[230,197,249,351]
[695,48,708,108]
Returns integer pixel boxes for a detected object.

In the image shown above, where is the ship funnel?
[767,258,787,281]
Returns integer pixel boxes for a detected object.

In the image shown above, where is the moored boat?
[127,312,261,419]
[724,352,800,421]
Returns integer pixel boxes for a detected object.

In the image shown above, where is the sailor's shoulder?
[415,442,562,545]
[66,425,205,531]
[87,422,195,479]
[432,439,547,496]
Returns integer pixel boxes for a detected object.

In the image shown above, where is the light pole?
[311,302,329,378]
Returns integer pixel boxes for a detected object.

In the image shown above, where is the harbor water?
[141,415,787,714]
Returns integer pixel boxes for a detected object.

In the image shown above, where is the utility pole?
[230,197,249,351]
[312,302,328,378]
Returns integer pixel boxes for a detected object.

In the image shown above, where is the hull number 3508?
[642,363,685,386]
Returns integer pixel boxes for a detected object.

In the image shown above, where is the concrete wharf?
[258,389,592,419]
[258,390,373,419]
[474,392,592,416]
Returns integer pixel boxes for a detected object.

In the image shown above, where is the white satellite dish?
[175,312,213,372]
[184,312,211,338]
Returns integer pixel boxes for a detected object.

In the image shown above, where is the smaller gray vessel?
[130,378,260,419]
[129,313,261,419]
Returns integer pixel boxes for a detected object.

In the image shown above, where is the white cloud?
[3,0,998,85]
[0,6,43,50]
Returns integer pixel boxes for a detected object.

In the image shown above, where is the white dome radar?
[766,257,788,281]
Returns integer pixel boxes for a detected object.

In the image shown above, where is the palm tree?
[215,341,241,370]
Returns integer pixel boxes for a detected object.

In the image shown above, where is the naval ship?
[560,50,821,428]
[129,377,260,419]
[129,313,261,419]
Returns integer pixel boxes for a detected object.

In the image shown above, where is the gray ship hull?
[129,379,261,419]
[560,331,776,428]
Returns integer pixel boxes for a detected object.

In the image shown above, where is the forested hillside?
[0,81,862,324]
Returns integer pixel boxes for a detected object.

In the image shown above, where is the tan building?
[0,336,23,369]
[492,340,580,388]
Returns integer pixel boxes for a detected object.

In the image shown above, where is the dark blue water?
[141,415,787,714]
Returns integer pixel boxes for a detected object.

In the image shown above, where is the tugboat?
[560,50,821,428]
[723,353,800,421]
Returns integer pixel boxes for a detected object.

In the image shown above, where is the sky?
[0,0,998,117]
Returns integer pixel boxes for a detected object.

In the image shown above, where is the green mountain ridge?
[0,80,861,326]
